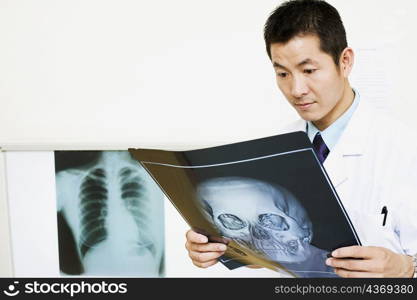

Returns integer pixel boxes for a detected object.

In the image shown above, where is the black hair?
[264,0,347,66]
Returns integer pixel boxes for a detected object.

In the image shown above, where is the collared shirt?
[306,89,359,151]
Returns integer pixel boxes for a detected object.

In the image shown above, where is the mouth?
[294,102,315,111]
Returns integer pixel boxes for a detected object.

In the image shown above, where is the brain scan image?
[55,151,164,276]
[197,177,330,272]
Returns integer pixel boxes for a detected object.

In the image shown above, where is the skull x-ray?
[55,151,164,276]
[130,132,359,277]
[197,177,332,276]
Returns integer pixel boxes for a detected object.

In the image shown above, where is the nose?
[290,75,309,99]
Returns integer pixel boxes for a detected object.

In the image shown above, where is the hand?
[326,245,414,278]
[185,229,227,268]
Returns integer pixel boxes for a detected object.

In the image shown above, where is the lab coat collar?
[324,99,372,188]
[289,99,372,188]
[331,98,372,156]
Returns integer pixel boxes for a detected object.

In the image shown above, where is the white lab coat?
[279,99,417,255]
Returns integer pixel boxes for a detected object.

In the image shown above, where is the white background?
[1,0,417,276]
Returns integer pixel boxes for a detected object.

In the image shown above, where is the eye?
[304,69,316,74]
[277,72,288,78]
[258,213,289,231]
[218,214,247,230]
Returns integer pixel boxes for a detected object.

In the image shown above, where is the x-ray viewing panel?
[4,150,165,277]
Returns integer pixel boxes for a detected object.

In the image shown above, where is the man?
[185,0,417,278]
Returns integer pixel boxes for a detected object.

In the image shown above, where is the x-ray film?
[54,150,165,277]
[129,132,360,278]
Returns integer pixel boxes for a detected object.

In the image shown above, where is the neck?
[313,84,354,131]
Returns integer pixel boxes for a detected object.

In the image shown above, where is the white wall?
[0,0,291,150]
[1,0,417,277]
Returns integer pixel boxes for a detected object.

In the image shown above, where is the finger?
[334,268,383,278]
[189,251,225,264]
[246,265,264,269]
[193,259,219,269]
[326,258,374,272]
[331,246,376,259]
[186,230,208,244]
[187,242,227,253]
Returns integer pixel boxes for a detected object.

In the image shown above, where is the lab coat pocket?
[347,208,403,254]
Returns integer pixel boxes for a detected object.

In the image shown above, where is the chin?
[296,111,320,122]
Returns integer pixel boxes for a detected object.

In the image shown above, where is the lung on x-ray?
[55,151,164,276]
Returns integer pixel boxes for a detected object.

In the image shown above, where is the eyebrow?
[273,62,288,70]
[273,58,318,70]
[297,58,318,66]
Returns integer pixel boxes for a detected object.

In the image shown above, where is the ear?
[339,47,354,78]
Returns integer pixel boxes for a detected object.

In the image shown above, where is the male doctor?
[185,0,417,277]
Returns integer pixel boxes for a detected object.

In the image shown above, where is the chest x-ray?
[55,151,164,276]
[197,177,333,276]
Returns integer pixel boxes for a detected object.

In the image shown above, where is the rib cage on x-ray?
[56,151,164,276]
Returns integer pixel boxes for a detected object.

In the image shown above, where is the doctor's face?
[270,35,353,129]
